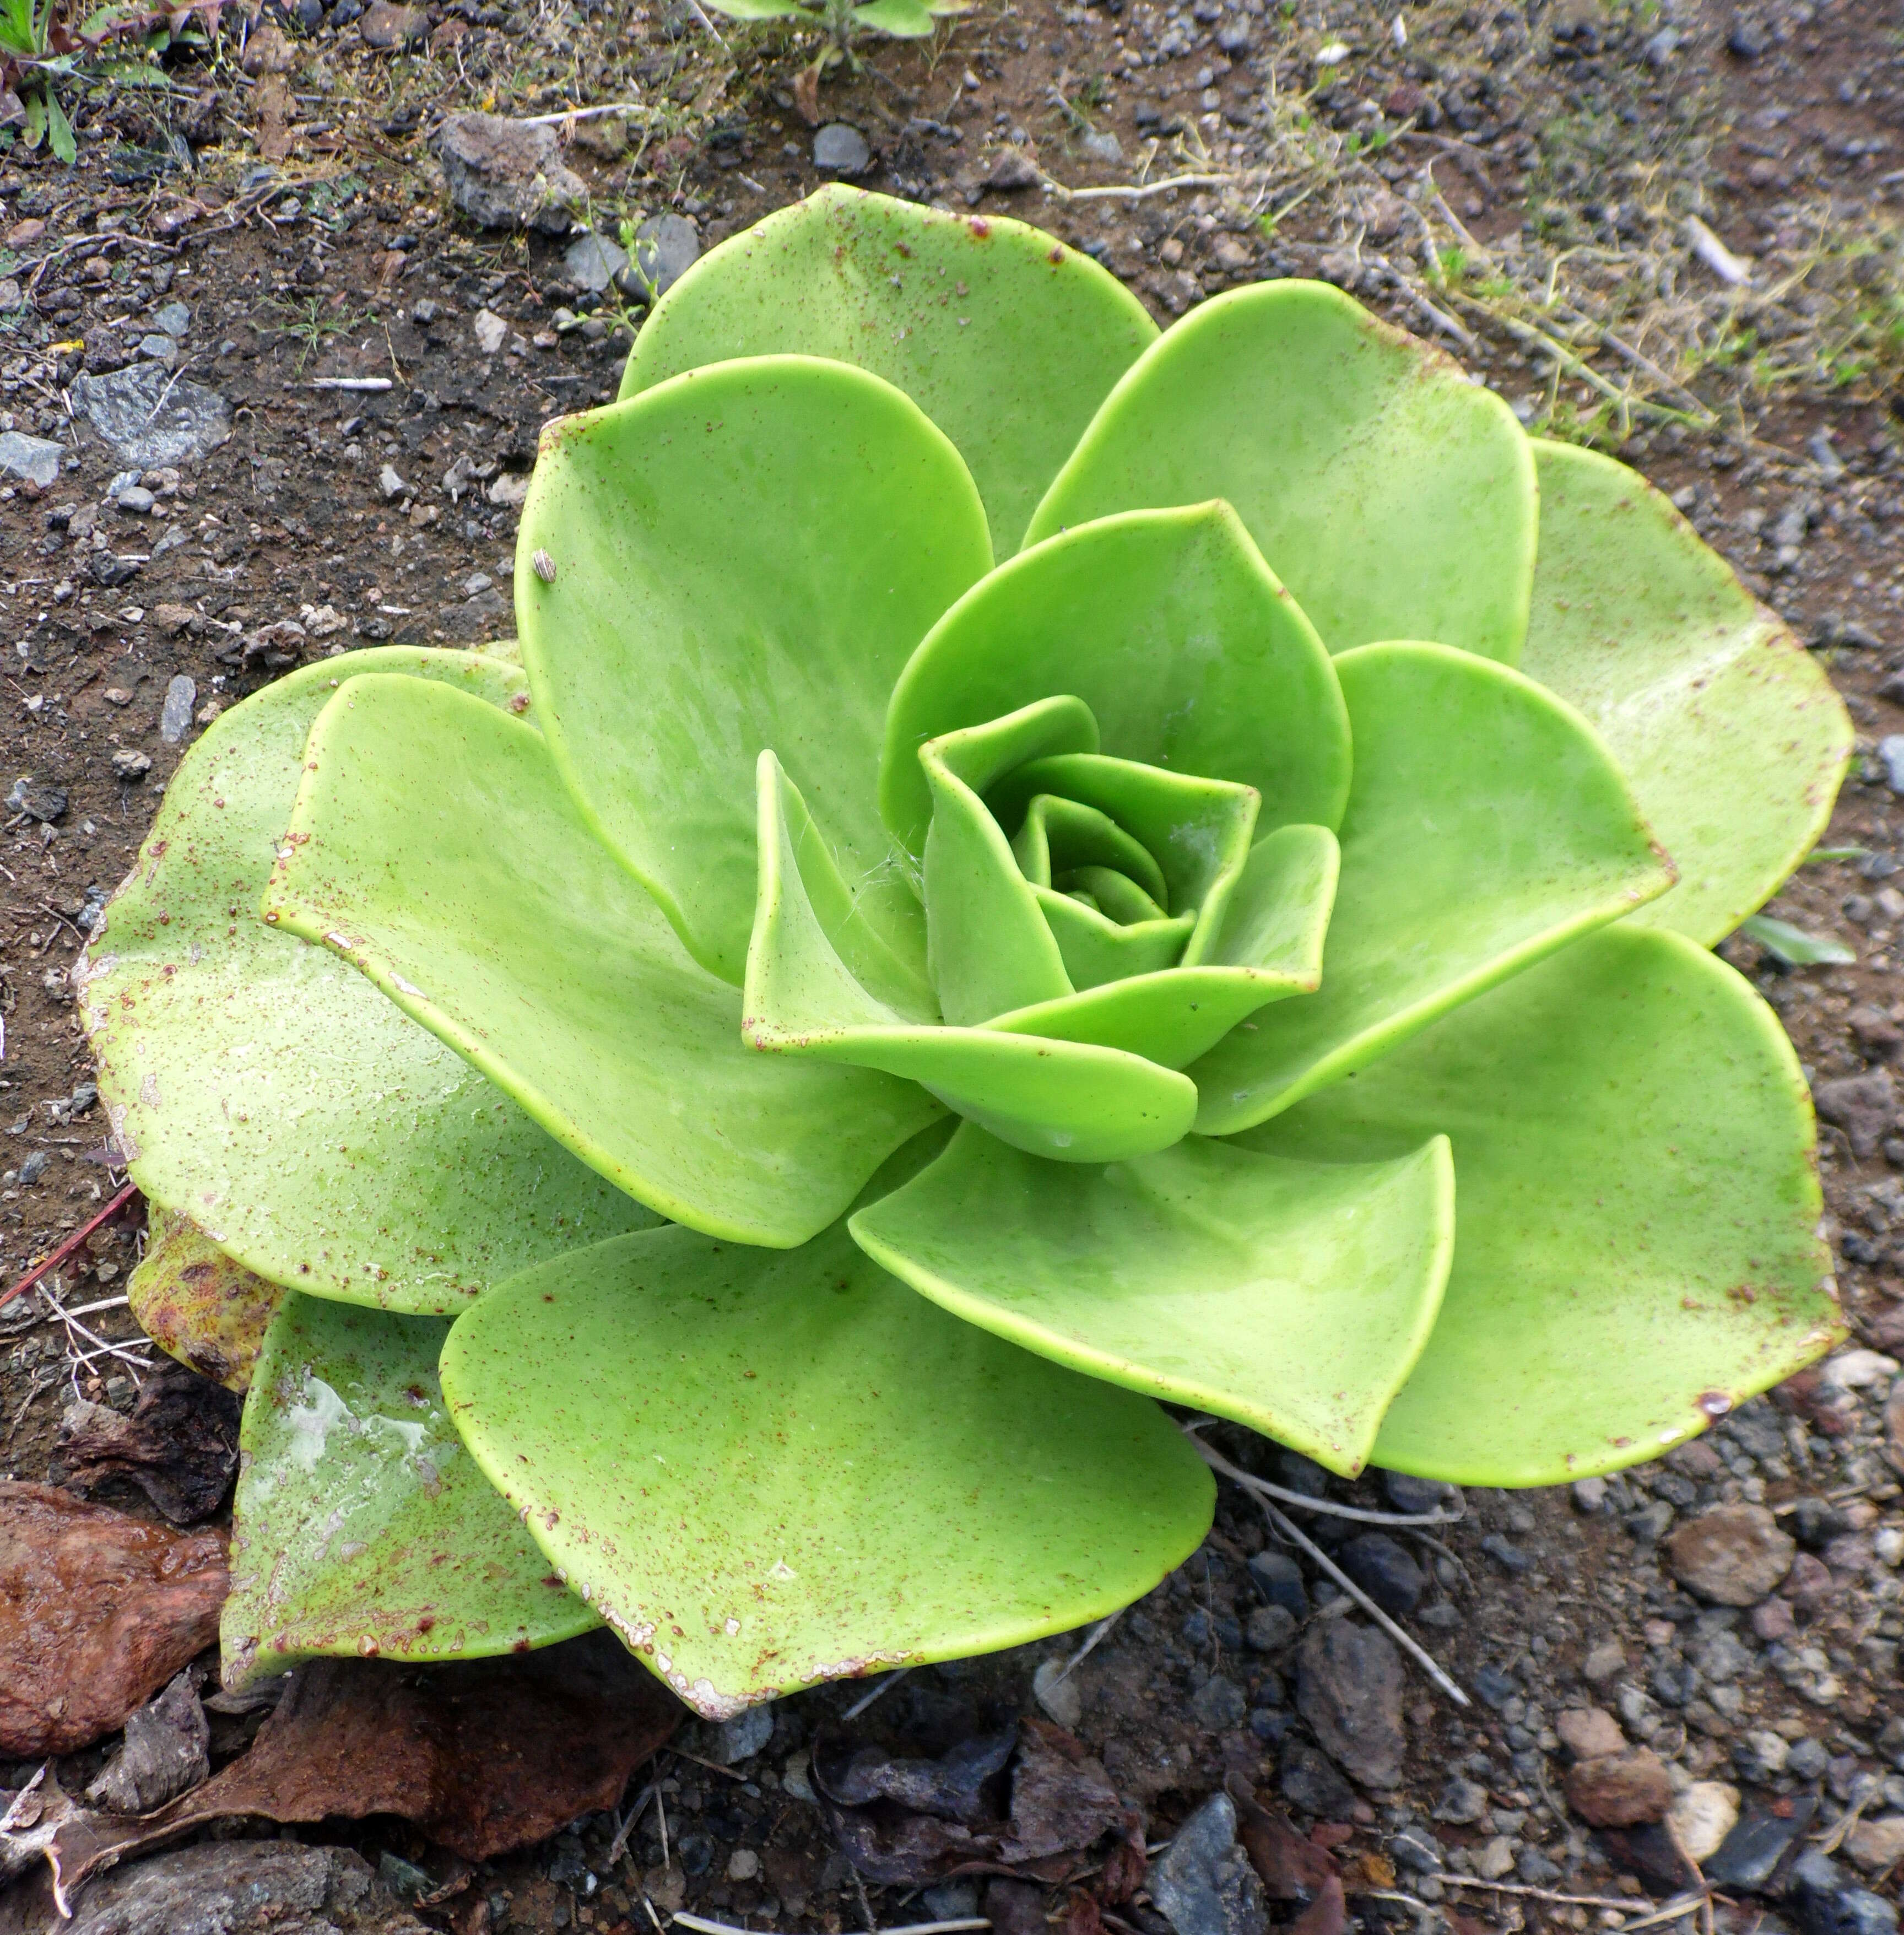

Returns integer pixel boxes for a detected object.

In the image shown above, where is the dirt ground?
[2,0,1903,1929]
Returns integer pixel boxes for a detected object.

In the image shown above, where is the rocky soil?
[1,0,1902,1931]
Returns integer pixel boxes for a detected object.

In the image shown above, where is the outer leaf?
[79,650,656,1314]
[222,1291,597,1688]
[882,504,1349,862]
[850,1124,1453,1477]
[1242,926,1842,1485]
[619,185,1158,555]
[439,1212,1215,1717]
[1519,440,1852,946]
[1192,642,1673,1135]
[852,0,934,30]
[127,1206,283,1392]
[268,675,939,1250]
[1025,282,1538,663]
[519,355,991,987]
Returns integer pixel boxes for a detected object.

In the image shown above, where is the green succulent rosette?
[82,187,1850,1718]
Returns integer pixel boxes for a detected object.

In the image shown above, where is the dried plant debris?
[0,1483,227,1757]
[4,1630,682,1905]
[52,1364,241,1526]
[813,1717,1135,1885]
[124,1208,285,1396]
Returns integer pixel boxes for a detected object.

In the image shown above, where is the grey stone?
[1789,1849,1900,1935]
[1433,1776,1489,1825]
[627,214,701,300]
[115,485,156,515]
[60,1840,427,1934]
[380,464,409,500]
[1296,1618,1406,1789]
[8,776,67,823]
[1338,1534,1426,1615]
[1149,1793,1267,1935]
[986,147,1043,190]
[1572,1477,1609,1514]
[434,112,586,234]
[1380,1470,1456,1515]
[112,748,153,780]
[814,123,873,175]
[1517,1847,1563,1886]
[1279,1739,1357,1818]
[160,675,197,745]
[1080,129,1123,165]
[1246,1603,1297,1653]
[86,1671,209,1813]
[1880,736,1904,796]
[1815,1071,1900,1160]
[1190,1674,1248,1732]
[711,1702,774,1764]
[563,228,630,295]
[138,333,178,365]
[19,1150,50,1186]
[1707,1797,1816,1889]
[0,430,63,489]
[1247,1549,1308,1619]
[73,363,231,468]
[153,301,191,338]
[1388,1825,1442,1873]
[1788,1737,1830,1781]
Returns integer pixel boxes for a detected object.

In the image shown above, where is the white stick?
[1683,215,1751,287]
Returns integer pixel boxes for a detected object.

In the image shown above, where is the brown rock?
[1295,1618,1406,1790]
[1563,1749,1671,1828]
[1664,1503,1795,1606]
[1846,1814,1904,1874]
[1813,1070,1897,1159]
[0,1482,227,1755]
[1849,1005,1903,1057]
[359,0,429,49]
[986,148,1043,192]
[152,603,196,636]
[1556,1707,1626,1759]
[237,21,293,74]
[432,112,586,235]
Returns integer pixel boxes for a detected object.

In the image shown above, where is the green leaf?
[223,1291,598,1689]
[42,84,72,163]
[701,0,809,14]
[1025,281,1538,663]
[1518,441,1852,947]
[620,185,1158,555]
[268,674,939,1249]
[1192,642,1673,1135]
[881,504,1348,864]
[1738,913,1856,968]
[439,1203,1214,1718]
[851,1124,1453,1477]
[1241,925,1841,1485]
[80,650,656,1314]
[519,355,991,988]
[21,85,44,147]
[852,0,935,30]
[748,753,1196,1161]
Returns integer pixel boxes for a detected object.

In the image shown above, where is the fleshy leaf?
[128,1206,284,1392]
[222,1291,597,1688]
[1519,440,1852,947]
[1241,925,1842,1485]
[620,185,1158,554]
[268,675,939,1249]
[1024,283,1538,664]
[882,504,1349,862]
[853,0,935,33]
[439,1210,1215,1718]
[79,650,656,1314]
[850,1123,1453,1477]
[747,752,1197,1162]
[1192,642,1674,1135]
[518,354,992,987]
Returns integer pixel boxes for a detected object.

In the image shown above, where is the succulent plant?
[87,186,1850,1718]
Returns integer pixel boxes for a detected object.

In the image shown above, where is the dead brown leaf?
[793,66,822,127]
[55,1364,240,1525]
[18,1630,683,1902]
[126,1207,283,1395]
[0,1483,226,1756]
[1227,1777,1346,1935]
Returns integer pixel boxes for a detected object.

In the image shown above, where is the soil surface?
[2,0,1903,1931]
